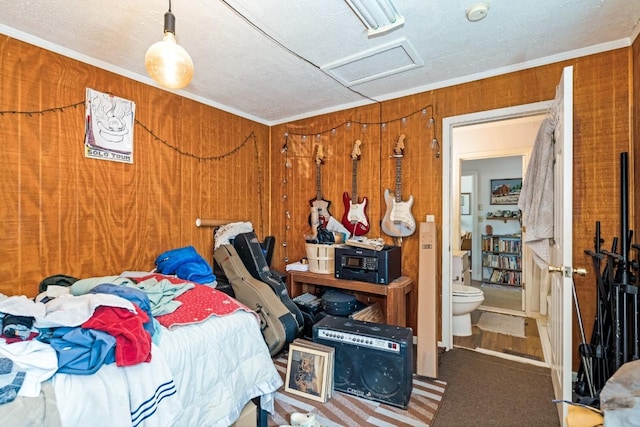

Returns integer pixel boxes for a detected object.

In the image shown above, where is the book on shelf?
[486,269,522,286]
[490,269,503,283]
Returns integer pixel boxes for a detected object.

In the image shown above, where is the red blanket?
[134,274,256,330]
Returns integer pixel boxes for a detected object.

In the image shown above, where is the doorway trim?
[459,170,479,269]
[441,101,553,350]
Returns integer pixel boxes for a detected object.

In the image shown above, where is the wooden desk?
[287,271,413,327]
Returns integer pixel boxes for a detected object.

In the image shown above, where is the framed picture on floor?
[285,342,331,403]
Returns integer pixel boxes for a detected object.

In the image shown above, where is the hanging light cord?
[219,0,380,105]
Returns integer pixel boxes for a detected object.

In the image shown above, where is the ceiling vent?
[321,38,423,87]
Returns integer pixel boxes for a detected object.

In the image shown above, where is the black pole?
[593,222,608,389]
[632,240,640,360]
[620,152,629,364]
[606,238,618,376]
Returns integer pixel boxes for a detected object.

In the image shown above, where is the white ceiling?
[1,0,639,125]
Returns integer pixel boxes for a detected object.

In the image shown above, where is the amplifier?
[312,315,413,408]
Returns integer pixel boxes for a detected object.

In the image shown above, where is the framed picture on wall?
[460,193,471,215]
[490,178,522,205]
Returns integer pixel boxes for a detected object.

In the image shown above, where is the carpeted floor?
[268,354,446,426]
[432,347,560,427]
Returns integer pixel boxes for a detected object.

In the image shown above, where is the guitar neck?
[316,163,322,200]
[351,158,358,203]
[394,155,403,202]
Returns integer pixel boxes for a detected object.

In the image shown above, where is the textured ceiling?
[1,0,639,125]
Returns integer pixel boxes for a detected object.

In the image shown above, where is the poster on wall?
[84,88,135,163]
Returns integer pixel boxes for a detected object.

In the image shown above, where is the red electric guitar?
[308,144,332,230]
[381,134,416,237]
[341,140,370,236]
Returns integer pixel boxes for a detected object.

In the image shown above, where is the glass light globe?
[145,32,194,89]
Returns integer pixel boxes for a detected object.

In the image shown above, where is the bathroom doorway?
[441,102,551,352]
[461,156,527,316]
[450,117,548,365]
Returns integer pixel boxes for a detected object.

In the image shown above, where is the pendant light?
[145,0,194,89]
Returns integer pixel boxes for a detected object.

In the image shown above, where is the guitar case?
[213,234,278,298]
[233,231,305,333]
[214,244,298,356]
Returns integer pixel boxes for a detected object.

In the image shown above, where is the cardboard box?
[231,401,257,427]
[461,236,472,251]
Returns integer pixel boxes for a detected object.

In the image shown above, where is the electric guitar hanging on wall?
[308,144,332,229]
[382,134,416,237]
[341,140,370,236]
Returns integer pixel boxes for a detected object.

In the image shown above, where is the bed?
[0,273,283,427]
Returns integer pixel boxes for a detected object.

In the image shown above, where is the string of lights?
[0,100,255,161]
[284,103,437,138]
[251,133,265,239]
[1,100,265,235]
[279,103,439,263]
[281,133,292,263]
[4,100,438,262]
[0,101,83,116]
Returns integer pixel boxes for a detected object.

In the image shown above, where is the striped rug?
[268,356,447,427]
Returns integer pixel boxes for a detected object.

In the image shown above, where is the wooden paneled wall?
[1,34,635,369]
[270,49,633,368]
[634,36,640,240]
[0,36,270,297]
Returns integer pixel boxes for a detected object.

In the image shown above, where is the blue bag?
[155,246,216,284]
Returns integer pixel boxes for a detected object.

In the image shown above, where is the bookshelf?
[481,234,522,287]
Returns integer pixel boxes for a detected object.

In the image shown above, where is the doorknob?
[548,265,587,277]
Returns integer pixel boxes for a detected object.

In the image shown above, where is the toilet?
[452,284,485,336]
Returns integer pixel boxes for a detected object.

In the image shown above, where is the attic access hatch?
[321,38,423,86]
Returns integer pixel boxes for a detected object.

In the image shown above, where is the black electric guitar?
[308,144,332,229]
[382,134,416,237]
[341,140,370,236]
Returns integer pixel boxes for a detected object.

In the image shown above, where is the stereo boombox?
[312,315,413,408]
[334,245,401,284]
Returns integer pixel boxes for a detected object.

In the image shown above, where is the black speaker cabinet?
[312,315,413,408]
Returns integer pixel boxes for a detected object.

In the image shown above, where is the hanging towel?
[518,116,556,268]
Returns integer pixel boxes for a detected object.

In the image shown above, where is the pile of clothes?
[0,245,218,405]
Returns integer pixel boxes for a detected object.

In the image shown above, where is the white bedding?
[53,343,182,427]
[52,310,282,426]
[159,310,282,426]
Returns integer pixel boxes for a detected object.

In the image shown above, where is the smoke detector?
[466,2,490,22]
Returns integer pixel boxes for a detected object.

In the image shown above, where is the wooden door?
[548,65,574,426]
